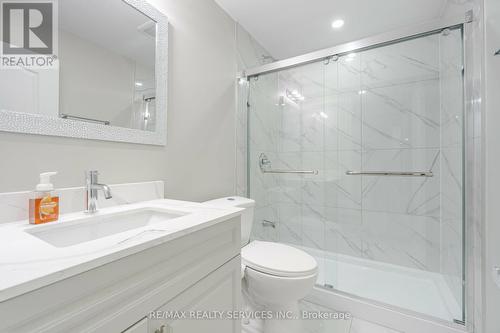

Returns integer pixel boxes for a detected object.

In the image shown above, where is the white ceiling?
[215,0,471,60]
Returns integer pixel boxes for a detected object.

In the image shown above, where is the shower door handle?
[259,153,318,175]
[346,171,433,177]
[262,169,319,175]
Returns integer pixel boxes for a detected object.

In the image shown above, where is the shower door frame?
[241,11,483,333]
[241,14,468,78]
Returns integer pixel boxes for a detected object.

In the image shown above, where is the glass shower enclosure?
[245,27,465,324]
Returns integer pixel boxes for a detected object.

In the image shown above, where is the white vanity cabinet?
[147,256,241,333]
[0,216,241,333]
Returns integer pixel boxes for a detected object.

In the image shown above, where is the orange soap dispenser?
[29,172,59,225]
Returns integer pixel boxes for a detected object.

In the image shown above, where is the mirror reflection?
[0,0,157,131]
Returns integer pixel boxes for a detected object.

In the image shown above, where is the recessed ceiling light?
[135,82,143,87]
[331,19,345,29]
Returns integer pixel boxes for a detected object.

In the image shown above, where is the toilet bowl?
[204,197,318,333]
[242,240,317,333]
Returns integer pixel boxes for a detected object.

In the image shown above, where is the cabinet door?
[123,318,148,333]
[149,256,241,333]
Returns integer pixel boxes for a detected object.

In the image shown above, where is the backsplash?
[0,181,164,224]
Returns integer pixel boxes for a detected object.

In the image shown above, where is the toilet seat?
[242,241,317,278]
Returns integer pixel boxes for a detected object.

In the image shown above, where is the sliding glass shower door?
[247,27,464,323]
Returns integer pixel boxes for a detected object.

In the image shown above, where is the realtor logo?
[1,0,57,68]
[2,2,53,54]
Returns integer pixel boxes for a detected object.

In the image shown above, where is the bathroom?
[0,0,499,332]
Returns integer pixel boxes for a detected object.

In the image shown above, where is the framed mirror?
[0,0,168,145]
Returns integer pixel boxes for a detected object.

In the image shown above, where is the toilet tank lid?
[203,196,255,208]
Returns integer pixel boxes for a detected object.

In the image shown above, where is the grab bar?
[259,153,318,175]
[346,171,433,177]
[60,114,110,125]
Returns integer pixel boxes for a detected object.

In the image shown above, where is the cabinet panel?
[149,256,241,333]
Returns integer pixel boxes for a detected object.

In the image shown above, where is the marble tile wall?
[234,23,280,247]
[244,28,464,306]
[235,23,275,197]
[438,28,465,308]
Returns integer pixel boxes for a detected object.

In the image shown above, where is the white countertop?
[0,199,242,303]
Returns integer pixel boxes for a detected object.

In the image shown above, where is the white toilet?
[204,197,318,333]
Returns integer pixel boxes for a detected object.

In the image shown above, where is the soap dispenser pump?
[29,172,59,224]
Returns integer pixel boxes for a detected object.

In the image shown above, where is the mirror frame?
[0,0,168,146]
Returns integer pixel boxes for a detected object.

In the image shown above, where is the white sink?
[25,207,186,248]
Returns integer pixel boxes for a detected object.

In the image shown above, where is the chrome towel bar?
[60,114,110,125]
[259,153,318,175]
[346,171,433,177]
[262,169,319,175]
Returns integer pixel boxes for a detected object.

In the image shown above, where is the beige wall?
[0,0,237,202]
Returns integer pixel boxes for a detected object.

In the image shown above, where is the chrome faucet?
[85,170,112,214]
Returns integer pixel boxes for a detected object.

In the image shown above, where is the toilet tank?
[203,197,255,246]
